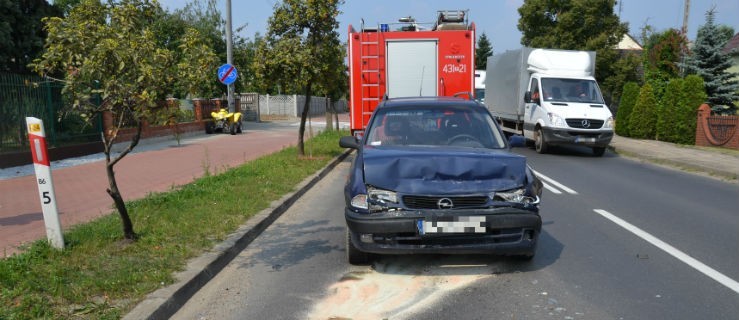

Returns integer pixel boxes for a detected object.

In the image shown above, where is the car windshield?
[365,105,506,149]
[540,78,605,104]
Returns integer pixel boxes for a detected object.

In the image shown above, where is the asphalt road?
[172,147,739,320]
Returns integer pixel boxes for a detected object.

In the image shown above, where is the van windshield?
[540,78,605,104]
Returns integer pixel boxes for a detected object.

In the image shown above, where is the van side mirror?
[524,91,532,103]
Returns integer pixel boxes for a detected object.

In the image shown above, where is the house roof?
[617,33,643,50]
[723,32,739,55]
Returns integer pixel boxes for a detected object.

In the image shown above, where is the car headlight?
[351,188,398,211]
[603,116,614,129]
[494,188,539,205]
[368,188,398,203]
[547,112,566,128]
[350,194,368,210]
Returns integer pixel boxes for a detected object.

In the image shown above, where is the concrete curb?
[608,145,738,182]
[123,149,352,320]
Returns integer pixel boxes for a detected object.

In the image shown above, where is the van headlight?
[547,112,567,128]
[603,116,614,129]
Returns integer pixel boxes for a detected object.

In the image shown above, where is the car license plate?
[417,216,487,235]
[575,136,596,143]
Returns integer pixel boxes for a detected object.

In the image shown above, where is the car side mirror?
[524,91,532,103]
[508,135,526,148]
[339,136,360,149]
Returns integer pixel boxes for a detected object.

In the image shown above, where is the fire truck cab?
[348,10,476,135]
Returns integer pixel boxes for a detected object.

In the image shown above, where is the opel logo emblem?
[437,198,454,209]
[581,119,591,128]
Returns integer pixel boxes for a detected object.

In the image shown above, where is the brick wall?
[695,103,739,150]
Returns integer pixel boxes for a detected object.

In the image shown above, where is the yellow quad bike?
[205,108,243,135]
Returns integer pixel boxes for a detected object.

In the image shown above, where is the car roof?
[377,96,483,110]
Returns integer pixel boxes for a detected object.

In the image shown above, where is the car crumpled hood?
[362,147,527,194]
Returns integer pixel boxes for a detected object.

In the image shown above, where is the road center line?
[532,170,578,194]
[593,209,739,294]
[541,181,562,194]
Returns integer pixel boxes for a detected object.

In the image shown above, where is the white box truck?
[484,48,613,156]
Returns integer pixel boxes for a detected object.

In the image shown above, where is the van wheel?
[592,147,606,157]
[346,229,370,265]
[534,127,548,154]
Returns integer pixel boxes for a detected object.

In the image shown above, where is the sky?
[157,0,739,53]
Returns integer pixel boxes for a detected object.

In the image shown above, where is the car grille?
[402,195,489,209]
[566,118,604,129]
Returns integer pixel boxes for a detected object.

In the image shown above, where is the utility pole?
[680,0,690,75]
[681,0,690,36]
[226,0,235,113]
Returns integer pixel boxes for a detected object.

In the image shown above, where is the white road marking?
[593,209,739,294]
[541,181,562,194]
[533,169,578,194]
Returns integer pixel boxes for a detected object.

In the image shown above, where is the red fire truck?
[347,10,476,135]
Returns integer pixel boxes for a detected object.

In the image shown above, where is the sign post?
[26,117,64,249]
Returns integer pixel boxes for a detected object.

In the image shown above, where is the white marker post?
[26,117,64,249]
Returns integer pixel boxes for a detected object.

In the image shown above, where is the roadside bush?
[656,78,685,142]
[615,82,639,136]
[678,75,708,144]
[629,83,658,139]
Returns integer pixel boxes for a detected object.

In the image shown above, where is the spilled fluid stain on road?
[307,255,506,320]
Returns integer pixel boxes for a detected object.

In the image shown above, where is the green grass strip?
[0,129,349,319]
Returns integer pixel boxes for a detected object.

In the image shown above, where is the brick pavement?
[0,116,348,256]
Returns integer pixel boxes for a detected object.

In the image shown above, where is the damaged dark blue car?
[340,97,543,265]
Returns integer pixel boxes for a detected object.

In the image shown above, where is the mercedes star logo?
[437,198,454,209]
[581,119,591,128]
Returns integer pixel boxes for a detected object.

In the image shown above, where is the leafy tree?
[615,81,638,136]
[0,0,62,73]
[643,28,688,82]
[629,82,658,139]
[517,0,628,105]
[475,32,493,70]
[52,0,82,16]
[255,0,344,156]
[169,0,227,98]
[233,32,264,93]
[655,78,684,142]
[602,51,641,112]
[31,0,215,240]
[682,9,739,114]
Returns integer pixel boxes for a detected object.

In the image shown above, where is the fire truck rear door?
[386,40,438,98]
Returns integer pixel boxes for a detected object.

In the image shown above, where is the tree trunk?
[106,163,136,240]
[101,120,143,241]
[297,82,313,156]
[325,95,333,131]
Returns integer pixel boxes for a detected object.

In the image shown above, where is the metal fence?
[0,72,101,154]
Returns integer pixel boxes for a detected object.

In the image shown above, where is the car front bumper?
[345,207,541,255]
[542,127,613,148]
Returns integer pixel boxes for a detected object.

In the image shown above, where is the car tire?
[346,228,370,265]
[592,146,606,157]
[534,127,548,154]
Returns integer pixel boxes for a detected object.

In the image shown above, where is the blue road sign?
[217,64,238,85]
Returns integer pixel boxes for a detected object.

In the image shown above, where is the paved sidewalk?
[609,135,739,182]
[0,116,348,256]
